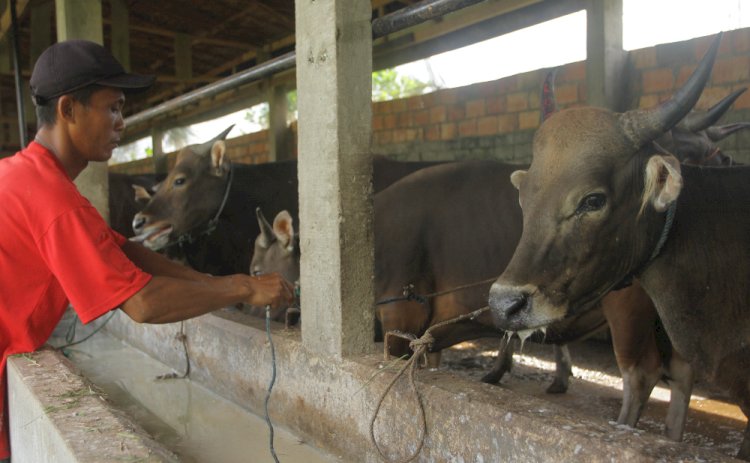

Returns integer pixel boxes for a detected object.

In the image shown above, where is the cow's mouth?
[130,224,173,250]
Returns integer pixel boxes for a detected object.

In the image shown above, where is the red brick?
[372,114,384,131]
[476,81,496,98]
[486,96,506,115]
[438,88,458,105]
[458,120,477,137]
[375,130,393,145]
[498,114,518,133]
[519,111,539,130]
[407,96,425,110]
[555,83,579,105]
[631,48,657,70]
[638,94,660,109]
[496,76,517,94]
[413,109,430,127]
[440,122,456,140]
[733,86,750,109]
[731,29,750,54]
[429,105,447,124]
[642,68,674,93]
[392,129,408,143]
[465,99,486,118]
[392,99,407,112]
[477,115,499,136]
[425,125,440,141]
[560,62,586,82]
[712,56,750,84]
[383,114,396,130]
[373,101,388,115]
[506,92,529,112]
[448,104,465,121]
[397,113,411,128]
[406,128,422,142]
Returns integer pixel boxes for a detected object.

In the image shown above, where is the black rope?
[376,277,498,306]
[155,321,191,381]
[56,311,116,351]
[264,305,280,463]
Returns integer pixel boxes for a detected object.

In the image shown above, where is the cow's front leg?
[481,335,517,384]
[664,352,693,441]
[546,344,572,394]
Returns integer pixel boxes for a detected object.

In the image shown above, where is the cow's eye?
[173,177,186,187]
[576,193,606,214]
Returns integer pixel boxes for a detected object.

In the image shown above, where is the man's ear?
[641,154,682,213]
[58,95,76,123]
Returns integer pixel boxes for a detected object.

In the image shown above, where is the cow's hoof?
[480,370,505,384]
[545,379,568,394]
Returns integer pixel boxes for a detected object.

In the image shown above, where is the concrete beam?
[295,0,374,358]
[586,0,626,110]
[55,0,109,222]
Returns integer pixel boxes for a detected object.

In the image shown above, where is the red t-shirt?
[0,142,152,459]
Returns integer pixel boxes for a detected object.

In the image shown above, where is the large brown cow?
[488,35,750,459]
[250,84,749,446]
[131,128,444,276]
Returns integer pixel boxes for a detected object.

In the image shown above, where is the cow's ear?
[210,140,227,176]
[642,154,682,213]
[273,210,295,251]
[510,170,527,190]
[132,184,152,202]
[255,208,275,249]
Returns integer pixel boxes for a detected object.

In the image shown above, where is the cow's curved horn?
[540,68,558,122]
[197,124,236,155]
[680,87,746,132]
[706,122,750,142]
[619,33,721,148]
[256,207,275,244]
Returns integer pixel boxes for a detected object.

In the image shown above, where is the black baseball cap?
[30,39,155,105]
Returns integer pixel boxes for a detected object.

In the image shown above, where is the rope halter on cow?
[166,161,235,250]
[613,199,677,290]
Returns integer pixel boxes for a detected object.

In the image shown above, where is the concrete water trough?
[8,307,744,462]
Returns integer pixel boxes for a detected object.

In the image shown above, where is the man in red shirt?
[0,40,295,462]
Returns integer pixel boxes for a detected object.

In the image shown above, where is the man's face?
[70,87,126,162]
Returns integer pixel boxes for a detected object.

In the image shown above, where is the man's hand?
[247,273,295,309]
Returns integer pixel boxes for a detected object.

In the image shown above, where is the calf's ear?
[132,184,152,202]
[641,154,682,213]
[210,141,227,176]
[273,210,295,251]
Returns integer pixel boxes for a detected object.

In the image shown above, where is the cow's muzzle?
[488,283,532,331]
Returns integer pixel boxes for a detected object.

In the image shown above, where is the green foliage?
[372,68,439,102]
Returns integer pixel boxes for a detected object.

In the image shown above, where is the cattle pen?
[3,0,750,462]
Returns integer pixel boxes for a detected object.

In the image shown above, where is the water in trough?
[52,329,339,463]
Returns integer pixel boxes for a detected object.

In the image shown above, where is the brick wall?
[110,28,750,175]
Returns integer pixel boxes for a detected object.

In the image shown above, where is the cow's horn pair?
[619,33,722,148]
[197,124,235,155]
[680,87,746,132]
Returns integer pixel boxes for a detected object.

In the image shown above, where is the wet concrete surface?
[52,330,339,463]
[440,336,746,459]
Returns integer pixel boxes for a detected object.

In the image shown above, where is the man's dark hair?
[35,84,105,127]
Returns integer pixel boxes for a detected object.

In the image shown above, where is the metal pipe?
[125,0,485,129]
[371,0,486,39]
[10,0,26,146]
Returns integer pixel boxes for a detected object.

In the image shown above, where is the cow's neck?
[639,164,750,375]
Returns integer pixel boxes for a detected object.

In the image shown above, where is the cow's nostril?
[132,214,146,233]
[489,287,529,320]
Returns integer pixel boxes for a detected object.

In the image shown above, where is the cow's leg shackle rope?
[369,305,491,463]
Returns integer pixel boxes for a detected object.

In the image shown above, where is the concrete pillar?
[174,33,192,81]
[28,1,54,128]
[109,0,129,71]
[586,0,626,111]
[268,83,290,161]
[295,0,374,358]
[55,0,109,222]
[151,128,168,175]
